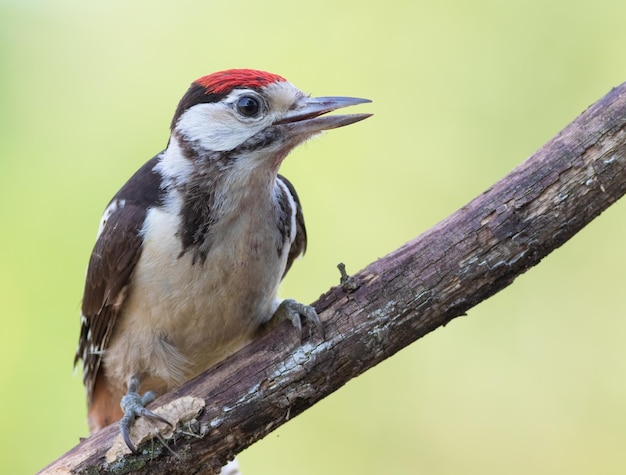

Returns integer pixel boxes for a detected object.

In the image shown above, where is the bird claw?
[119,380,172,453]
[273,299,324,341]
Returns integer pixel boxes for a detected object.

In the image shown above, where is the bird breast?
[103,186,291,391]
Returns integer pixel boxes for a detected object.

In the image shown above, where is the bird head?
[169,69,371,169]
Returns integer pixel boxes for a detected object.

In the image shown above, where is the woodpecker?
[74,69,371,453]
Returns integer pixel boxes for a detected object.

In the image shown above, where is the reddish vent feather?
[194,69,287,95]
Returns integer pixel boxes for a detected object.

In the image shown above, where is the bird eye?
[236,96,261,117]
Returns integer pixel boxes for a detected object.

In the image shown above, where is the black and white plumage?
[74,69,371,450]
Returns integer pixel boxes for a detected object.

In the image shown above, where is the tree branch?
[41,83,626,474]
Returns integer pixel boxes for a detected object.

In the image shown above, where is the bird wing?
[277,174,307,276]
[75,156,164,402]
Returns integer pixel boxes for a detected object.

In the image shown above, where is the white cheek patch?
[174,83,305,153]
[176,103,265,152]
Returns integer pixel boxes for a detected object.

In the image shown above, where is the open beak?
[275,96,372,137]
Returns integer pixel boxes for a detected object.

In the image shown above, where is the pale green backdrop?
[2,1,626,474]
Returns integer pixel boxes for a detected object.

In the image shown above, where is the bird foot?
[273,298,324,341]
[119,377,172,453]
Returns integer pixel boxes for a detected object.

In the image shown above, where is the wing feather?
[277,174,307,276]
[75,156,164,402]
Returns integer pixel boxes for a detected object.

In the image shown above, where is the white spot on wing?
[96,198,126,238]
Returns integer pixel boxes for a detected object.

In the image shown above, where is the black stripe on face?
[234,126,284,155]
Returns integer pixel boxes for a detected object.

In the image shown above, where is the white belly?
[104,200,288,391]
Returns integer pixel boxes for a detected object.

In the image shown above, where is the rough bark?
[40,83,626,474]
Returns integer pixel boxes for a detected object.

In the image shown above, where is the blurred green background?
[2,0,626,473]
